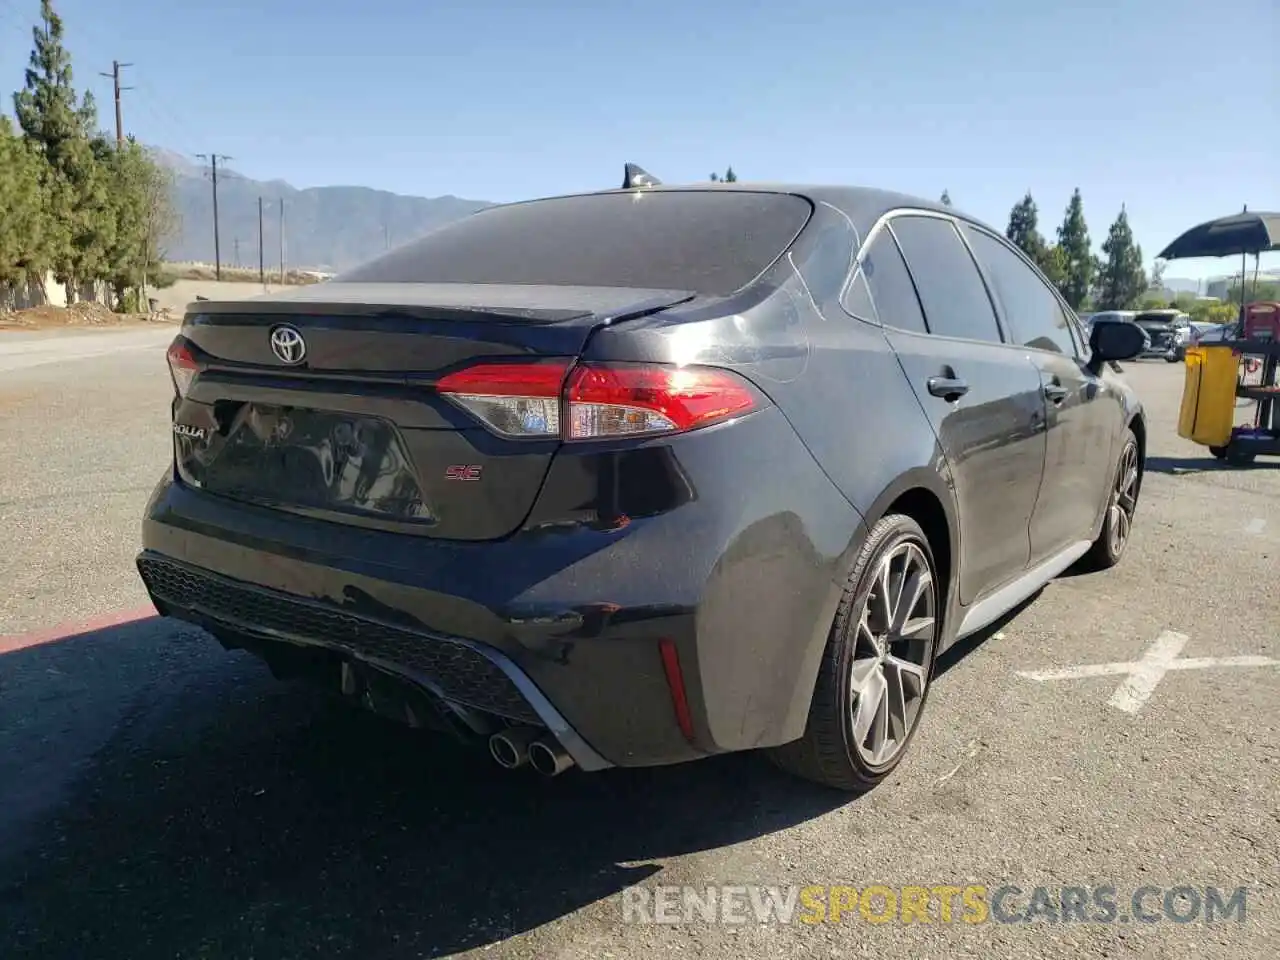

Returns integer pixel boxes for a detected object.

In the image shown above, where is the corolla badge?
[172,423,208,441]
[269,325,307,365]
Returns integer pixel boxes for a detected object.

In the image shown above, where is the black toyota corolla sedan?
[137,173,1147,792]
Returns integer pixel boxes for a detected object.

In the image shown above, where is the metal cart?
[1208,303,1280,465]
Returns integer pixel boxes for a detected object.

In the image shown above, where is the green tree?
[1056,188,1094,310]
[0,115,50,303]
[103,139,148,306]
[1095,206,1147,310]
[1148,257,1167,292]
[940,189,952,206]
[1188,300,1241,324]
[1226,279,1280,303]
[1006,192,1046,261]
[1037,244,1069,289]
[13,0,109,299]
[709,167,737,182]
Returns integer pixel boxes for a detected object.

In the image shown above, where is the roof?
[495,180,963,242]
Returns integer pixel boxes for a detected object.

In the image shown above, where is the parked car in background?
[137,180,1149,793]
[1188,320,1229,346]
[1132,309,1191,362]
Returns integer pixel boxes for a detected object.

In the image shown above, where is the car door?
[960,225,1116,563]
[874,214,1048,606]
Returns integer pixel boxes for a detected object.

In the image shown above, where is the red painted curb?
[0,604,158,655]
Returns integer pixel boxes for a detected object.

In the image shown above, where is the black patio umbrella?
[1157,208,1280,325]
[1157,209,1280,260]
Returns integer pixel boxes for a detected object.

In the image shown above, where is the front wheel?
[1078,428,1140,572]
[769,514,941,793]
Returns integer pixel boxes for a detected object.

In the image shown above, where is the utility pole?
[233,237,241,267]
[197,153,232,280]
[99,61,133,147]
[279,199,287,283]
[258,197,266,285]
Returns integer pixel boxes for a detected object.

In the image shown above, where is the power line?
[98,60,134,147]
[196,153,233,280]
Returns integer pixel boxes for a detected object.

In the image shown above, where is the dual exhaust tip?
[488,727,575,777]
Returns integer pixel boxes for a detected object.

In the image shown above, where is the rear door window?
[842,229,927,333]
[962,226,1078,355]
[890,216,1003,343]
[335,191,813,297]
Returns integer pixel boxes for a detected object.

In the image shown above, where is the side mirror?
[1087,322,1145,374]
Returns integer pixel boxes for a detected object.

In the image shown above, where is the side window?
[842,229,927,333]
[1061,305,1086,354]
[963,226,1078,356]
[889,216,1003,343]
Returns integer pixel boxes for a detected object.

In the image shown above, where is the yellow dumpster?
[1178,345,1237,447]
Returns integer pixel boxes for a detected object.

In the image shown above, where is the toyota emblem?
[269,325,306,365]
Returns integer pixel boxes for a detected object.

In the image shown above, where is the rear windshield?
[334,191,812,297]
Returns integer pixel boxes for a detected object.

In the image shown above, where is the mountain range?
[152,149,493,272]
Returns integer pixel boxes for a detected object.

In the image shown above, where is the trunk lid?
[171,283,693,540]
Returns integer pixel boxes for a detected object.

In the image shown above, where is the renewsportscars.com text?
[620,884,1249,926]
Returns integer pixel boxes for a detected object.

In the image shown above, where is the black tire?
[1209,445,1228,460]
[1079,427,1140,572]
[769,514,941,793]
[1225,446,1257,466]
[1165,355,1180,364]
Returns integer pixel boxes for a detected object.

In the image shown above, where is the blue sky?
[1,0,1275,282]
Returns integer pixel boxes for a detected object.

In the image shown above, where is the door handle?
[927,376,969,402]
[1043,382,1069,405]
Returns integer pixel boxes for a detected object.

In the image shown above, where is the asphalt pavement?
[0,329,1276,960]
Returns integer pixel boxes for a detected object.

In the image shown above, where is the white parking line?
[1017,631,1280,714]
[1244,518,1266,535]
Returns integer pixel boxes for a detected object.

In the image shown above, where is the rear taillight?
[166,339,199,398]
[565,363,757,440]
[434,361,567,438]
[435,360,761,441]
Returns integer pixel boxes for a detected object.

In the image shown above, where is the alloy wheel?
[849,540,937,767]
[1109,442,1140,556]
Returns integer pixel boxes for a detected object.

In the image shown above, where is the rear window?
[334,191,813,297]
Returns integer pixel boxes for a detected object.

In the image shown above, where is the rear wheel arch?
[1128,412,1147,465]
[885,487,953,616]
[854,469,958,623]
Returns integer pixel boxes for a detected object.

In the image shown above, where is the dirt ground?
[0,302,175,330]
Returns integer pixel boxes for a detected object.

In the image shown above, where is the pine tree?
[1096,206,1148,310]
[13,0,107,299]
[723,166,737,182]
[1056,188,1094,310]
[1006,192,1045,261]
[0,116,49,304]
[12,1,96,159]
[940,189,951,206]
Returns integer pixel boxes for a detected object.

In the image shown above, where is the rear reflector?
[658,638,696,742]
[166,339,199,398]
[436,360,759,441]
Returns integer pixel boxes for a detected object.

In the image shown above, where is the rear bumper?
[138,406,864,769]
